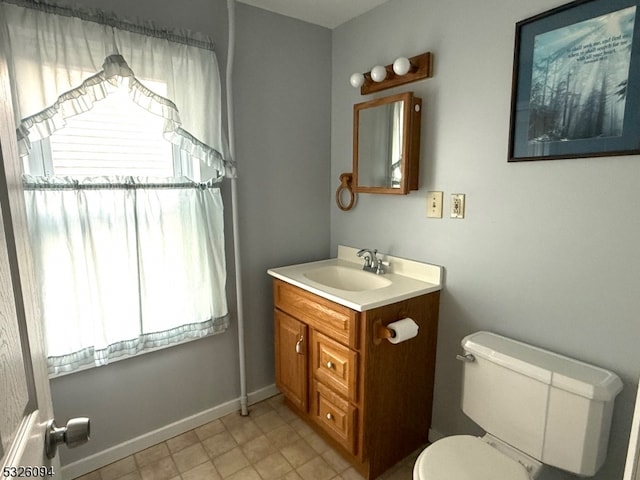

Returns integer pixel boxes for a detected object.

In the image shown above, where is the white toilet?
[414,331,623,479]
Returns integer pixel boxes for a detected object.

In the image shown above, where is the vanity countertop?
[267,245,442,312]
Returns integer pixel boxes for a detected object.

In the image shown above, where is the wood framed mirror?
[353,92,422,194]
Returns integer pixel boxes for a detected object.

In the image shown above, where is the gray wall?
[331,0,640,479]
[43,0,640,478]
[49,0,331,465]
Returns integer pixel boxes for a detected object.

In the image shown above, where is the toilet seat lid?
[414,435,531,480]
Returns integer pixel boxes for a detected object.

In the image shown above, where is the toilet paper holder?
[377,323,396,339]
[374,315,416,345]
[374,320,395,345]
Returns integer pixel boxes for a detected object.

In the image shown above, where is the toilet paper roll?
[387,318,419,344]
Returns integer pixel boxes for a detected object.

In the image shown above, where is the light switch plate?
[451,194,465,218]
[427,191,443,218]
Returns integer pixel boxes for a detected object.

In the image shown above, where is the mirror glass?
[357,100,405,189]
[353,92,420,194]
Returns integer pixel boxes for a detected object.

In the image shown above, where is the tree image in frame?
[528,6,636,144]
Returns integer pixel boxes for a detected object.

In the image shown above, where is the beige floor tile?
[247,400,275,418]
[73,472,101,480]
[181,461,221,480]
[224,465,262,480]
[138,456,179,480]
[335,467,366,480]
[202,430,238,457]
[134,442,170,468]
[226,418,263,445]
[113,472,142,480]
[253,452,294,480]
[276,406,300,423]
[304,431,331,455]
[289,417,314,437]
[265,424,303,450]
[172,442,209,473]
[220,411,249,430]
[70,396,419,480]
[212,446,250,478]
[296,456,337,480]
[254,410,287,433]
[266,393,285,409]
[194,419,226,441]
[280,440,318,468]
[99,456,137,480]
[321,449,350,473]
[167,430,200,454]
[240,434,277,463]
[281,471,304,480]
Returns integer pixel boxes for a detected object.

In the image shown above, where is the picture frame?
[508,0,640,161]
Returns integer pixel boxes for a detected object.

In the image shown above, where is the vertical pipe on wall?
[226,0,249,416]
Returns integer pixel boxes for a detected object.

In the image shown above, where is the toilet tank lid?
[462,331,623,401]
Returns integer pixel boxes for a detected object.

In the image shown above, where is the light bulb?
[349,72,365,88]
[370,65,387,82]
[393,57,411,76]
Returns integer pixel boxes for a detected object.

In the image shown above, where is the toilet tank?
[460,331,623,476]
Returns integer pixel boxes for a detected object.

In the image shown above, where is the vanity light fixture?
[349,51,433,95]
[350,72,365,88]
[370,65,387,82]
[392,56,411,76]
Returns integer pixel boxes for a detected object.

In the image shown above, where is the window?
[24,79,201,181]
[23,82,229,376]
[1,1,233,376]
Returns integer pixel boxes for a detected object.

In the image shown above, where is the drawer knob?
[295,336,303,354]
[326,361,334,369]
[326,413,333,420]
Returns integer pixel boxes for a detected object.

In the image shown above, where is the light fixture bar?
[358,51,433,95]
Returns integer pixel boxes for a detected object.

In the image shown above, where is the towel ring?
[336,173,356,211]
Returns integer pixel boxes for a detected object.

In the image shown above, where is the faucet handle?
[376,260,389,275]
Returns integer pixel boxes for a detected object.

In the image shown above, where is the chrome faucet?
[357,248,386,274]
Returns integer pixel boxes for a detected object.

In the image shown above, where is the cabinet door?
[274,310,308,411]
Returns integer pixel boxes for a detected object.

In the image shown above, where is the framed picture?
[508,0,640,161]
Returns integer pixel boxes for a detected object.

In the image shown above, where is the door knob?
[45,417,90,459]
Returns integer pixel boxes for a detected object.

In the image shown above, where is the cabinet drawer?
[273,279,359,348]
[312,381,357,453]
[311,331,358,402]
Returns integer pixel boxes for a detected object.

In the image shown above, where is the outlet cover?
[427,191,443,218]
[451,194,466,218]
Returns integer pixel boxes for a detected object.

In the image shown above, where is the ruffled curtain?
[1,1,233,374]
[24,177,229,375]
[1,0,235,177]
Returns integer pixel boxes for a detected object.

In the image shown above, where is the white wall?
[331,1,640,479]
[48,0,331,468]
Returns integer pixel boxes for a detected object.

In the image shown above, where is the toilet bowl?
[413,435,541,480]
[412,331,623,479]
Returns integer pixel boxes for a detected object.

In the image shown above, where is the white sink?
[268,246,442,312]
[303,265,392,292]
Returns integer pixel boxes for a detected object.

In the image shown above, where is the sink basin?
[303,265,392,292]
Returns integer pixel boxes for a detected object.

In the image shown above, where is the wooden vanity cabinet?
[272,279,440,479]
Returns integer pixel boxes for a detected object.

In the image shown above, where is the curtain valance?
[0,1,235,177]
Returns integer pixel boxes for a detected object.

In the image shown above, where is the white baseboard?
[61,384,280,480]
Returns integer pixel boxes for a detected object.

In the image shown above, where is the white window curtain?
[1,1,234,375]
[1,0,234,176]
[24,177,229,374]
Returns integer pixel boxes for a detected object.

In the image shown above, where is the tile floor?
[74,394,421,480]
